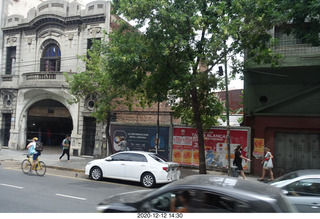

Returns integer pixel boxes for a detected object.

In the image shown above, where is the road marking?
[56,193,86,201]
[4,167,151,190]
[0,183,23,189]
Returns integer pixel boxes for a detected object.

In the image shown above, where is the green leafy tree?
[66,39,135,157]
[109,0,284,174]
[277,0,320,46]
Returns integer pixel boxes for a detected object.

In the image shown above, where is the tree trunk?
[105,111,112,157]
[191,88,207,174]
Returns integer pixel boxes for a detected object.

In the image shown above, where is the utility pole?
[224,61,231,177]
[156,101,160,154]
[219,62,231,176]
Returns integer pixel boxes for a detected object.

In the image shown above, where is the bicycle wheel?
[21,159,32,174]
[35,161,46,176]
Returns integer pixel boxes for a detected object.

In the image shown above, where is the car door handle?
[311,203,320,208]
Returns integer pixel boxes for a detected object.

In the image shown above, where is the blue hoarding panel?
[110,124,170,160]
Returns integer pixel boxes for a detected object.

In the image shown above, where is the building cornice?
[2,13,106,33]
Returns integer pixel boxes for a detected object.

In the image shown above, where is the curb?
[46,165,85,173]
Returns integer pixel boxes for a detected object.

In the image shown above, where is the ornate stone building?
[0,0,178,159]
[0,0,113,156]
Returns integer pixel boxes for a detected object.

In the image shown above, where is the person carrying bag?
[258,147,274,181]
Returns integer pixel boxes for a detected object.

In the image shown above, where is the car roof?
[295,169,320,176]
[159,175,284,200]
[99,175,295,212]
[114,151,156,155]
[273,169,320,182]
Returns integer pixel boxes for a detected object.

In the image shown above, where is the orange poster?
[253,138,264,158]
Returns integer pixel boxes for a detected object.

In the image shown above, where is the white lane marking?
[56,193,86,201]
[0,183,24,189]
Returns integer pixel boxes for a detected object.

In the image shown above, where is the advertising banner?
[253,138,265,158]
[110,124,170,159]
[173,127,251,172]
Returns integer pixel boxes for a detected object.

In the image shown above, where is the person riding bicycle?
[26,137,41,170]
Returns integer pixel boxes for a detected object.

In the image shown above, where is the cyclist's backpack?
[35,141,43,152]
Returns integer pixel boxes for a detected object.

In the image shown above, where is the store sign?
[173,127,251,172]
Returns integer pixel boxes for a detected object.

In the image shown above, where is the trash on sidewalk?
[231,166,238,177]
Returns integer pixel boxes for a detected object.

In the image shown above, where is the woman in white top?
[258,147,274,181]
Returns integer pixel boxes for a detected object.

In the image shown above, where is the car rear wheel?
[141,173,155,188]
[90,166,102,180]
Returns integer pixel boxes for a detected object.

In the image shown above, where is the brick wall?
[114,101,180,125]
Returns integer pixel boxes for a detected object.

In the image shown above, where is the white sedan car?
[85,151,181,188]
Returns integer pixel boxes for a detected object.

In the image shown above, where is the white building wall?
[7,0,97,17]
[1,0,112,154]
[0,0,6,79]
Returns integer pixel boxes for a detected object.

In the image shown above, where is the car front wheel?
[90,166,102,180]
[141,173,155,188]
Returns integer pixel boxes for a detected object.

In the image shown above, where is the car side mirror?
[141,202,152,212]
[105,157,112,161]
[282,189,289,195]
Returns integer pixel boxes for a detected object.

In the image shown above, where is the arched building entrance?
[27,99,73,146]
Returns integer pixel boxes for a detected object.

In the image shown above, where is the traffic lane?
[0,182,87,213]
[0,168,96,212]
[0,166,150,213]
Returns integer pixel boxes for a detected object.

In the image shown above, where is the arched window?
[40,44,61,72]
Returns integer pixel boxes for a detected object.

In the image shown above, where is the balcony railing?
[2,75,13,81]
[20,71,75,88]
[1,75,19,88]
[23,72,67,81]
[274,34,320,55]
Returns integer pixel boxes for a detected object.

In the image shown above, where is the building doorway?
[27,100,73,146]
[274,132,320,175]
[82,117,96,156]
[1,113,12,146]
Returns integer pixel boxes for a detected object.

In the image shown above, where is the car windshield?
[149,154,168,163]
[273,172,298,182]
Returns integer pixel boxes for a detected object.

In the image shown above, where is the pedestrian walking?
[233,145,251,180]
[59,135,71,162]
[258,147,274,181]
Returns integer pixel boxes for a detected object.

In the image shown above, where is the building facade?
[0,0,179,159]
[243,26,320,176]
[0,0,113,155]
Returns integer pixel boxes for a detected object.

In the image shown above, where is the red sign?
[173,127,251,171]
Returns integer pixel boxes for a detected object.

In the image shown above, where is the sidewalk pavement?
[0,146,259,181]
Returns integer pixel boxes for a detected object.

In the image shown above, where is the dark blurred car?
[270,169,320,212]
[97,175,296,213]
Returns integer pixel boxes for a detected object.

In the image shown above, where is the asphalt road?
[0,161,150,213]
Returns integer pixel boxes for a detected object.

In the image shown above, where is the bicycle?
[21,154,47,176]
